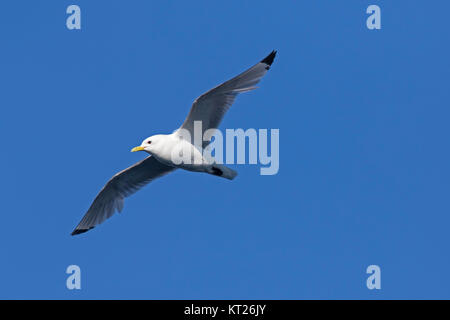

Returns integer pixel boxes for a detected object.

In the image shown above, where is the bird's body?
[72,50,277,235]
[147,133,207,170]
[135,132,232,177]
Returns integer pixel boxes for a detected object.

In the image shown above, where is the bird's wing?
[72,156,175,235]
[178,50,276,147]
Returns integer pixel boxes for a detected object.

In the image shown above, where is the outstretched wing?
[72,156,175,235]
[178,50,276,147]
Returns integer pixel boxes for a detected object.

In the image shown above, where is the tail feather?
[210,164,237,180]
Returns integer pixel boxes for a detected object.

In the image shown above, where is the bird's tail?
[208,164,238,180]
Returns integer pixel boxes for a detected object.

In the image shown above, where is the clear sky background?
[1,1,449,299]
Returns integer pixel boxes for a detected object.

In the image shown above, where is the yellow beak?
[131,146,145,152]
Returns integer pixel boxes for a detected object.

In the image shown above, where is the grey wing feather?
[71,156,175,235]
[178,50,276,147]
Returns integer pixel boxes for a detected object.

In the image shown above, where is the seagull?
[71,50,277,235]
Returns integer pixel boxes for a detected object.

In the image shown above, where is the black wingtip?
[261,50,277,66]
[71,227,94,236]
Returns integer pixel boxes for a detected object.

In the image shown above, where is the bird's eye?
[147,141,152,144]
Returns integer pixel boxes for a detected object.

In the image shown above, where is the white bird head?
[130,135,165,155]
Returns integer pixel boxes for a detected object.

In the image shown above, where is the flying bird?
[71,50,277,235]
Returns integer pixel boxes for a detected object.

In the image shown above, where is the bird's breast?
[154,139,207,170]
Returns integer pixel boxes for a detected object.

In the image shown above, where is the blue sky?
[1,1,449,299]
